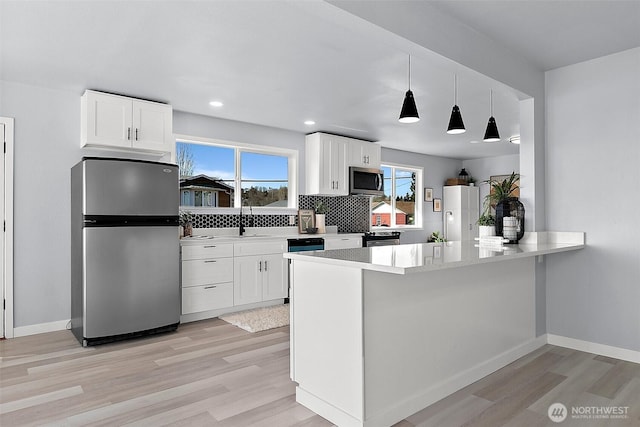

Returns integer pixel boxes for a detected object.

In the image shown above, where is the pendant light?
[446,74,465,134]
[483,89,501,142]
[399,55,419,123]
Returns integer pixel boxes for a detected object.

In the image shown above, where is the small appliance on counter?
[71,157,180,346]
[362,231,401,247]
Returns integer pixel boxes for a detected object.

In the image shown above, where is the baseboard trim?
[546,334,640,364]
[14,319,70,337]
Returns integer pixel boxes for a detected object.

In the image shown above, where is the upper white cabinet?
[306,132,381,195]
[305,133,348,195]
[81,90,173,154]
[349,139,381,169]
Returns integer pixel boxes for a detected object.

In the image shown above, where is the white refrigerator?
[443,185,479,241]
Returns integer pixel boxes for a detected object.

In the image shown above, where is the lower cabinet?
[182,283,234,314]
[234,249,287,306]
[324,236,362,250]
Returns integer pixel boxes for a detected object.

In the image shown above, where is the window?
[372,163,422,229]
[176,138,297,210]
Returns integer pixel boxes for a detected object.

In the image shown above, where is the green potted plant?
[482,172,524,242]
[428,231,447,243]
[477,211,496,237]
[314,201,329,234]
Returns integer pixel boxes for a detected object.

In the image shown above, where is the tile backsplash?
[190,195,370,233]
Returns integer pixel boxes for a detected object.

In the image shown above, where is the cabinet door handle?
[204,285,217,290]
[264,260,268,271]
[204,260,217,263]
[259,261,262,272]
[127,127,131,140]
[135,128,139,141]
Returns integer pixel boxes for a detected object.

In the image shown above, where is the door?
[234,255,262,305]
[84,226,179,338]
[85,91,132,148]
[262,254,287,300]
[132,100,172,152]
[0,118,14,338]
[84,158,178,216]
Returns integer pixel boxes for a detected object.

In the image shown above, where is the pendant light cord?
[408,55,411,90]
[490,89,493,116]
[454,74,457,105]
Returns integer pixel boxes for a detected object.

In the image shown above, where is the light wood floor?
[1,318,639,426]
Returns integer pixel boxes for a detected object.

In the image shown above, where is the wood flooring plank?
[407,395,493,427]
[528,357,614,415]
[473,352,565,402]
[587,361,640,399]
[462,371,567,427]
[1,319,638,427]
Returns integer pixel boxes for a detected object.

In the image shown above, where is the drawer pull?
[203,245,217,248]
[204,260,217,263]
[204,285,217,289]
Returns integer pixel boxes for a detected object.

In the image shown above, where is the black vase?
[495,197,525,243]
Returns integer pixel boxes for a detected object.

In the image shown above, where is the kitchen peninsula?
[284,232,585,427]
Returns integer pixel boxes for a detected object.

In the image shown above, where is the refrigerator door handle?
[444,211,453,240]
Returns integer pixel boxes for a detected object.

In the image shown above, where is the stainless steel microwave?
[349,166,384,196]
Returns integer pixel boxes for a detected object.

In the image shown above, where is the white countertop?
[284,232,585,275]
[180,227,363,245]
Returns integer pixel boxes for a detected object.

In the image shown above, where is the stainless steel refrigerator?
[71,157,180,346]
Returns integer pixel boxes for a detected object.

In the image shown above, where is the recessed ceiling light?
[304,120,316,126]
[469,140,481,144]
[209,101,224,107]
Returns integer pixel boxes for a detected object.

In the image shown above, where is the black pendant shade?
[483,116,500,142]
[399,90,420,123]
[483,89,500,142]
[447,105,465,134]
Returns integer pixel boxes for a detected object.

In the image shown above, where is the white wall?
[0,82,82,327]
[545,47,640,352]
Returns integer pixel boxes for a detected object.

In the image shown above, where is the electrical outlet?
[289,215,296,225]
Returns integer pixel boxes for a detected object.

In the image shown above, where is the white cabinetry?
[305,133,348,195]
[349,140,381,169]
[181,243,234,315]
[234,240,287,305]
[81,90,173,154]
[324,236,362,250]
[443,185,479,241]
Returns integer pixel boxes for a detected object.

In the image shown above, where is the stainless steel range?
[362,231,401,247]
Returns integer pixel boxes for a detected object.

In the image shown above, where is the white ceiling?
[1,1,638,160]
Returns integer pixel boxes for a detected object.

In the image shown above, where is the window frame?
[372,162,423,230]
[175,134,298,214]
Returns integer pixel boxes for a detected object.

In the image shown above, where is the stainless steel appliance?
[71,157,180,346]
[349,166,384,196]
[362,231,401,247]
[287,237,325,252]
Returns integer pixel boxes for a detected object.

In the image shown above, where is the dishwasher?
[286,237,325,303]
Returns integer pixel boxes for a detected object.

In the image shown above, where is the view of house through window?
[177,140,291,208]
[372,164,422,228]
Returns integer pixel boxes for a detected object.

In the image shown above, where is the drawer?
[181,257,234,287]
[182,282,233,314]
[324,237,362,250]
[234,240,287,256]
[182,243,234,260]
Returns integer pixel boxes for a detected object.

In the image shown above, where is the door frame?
[1,117,15,338]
